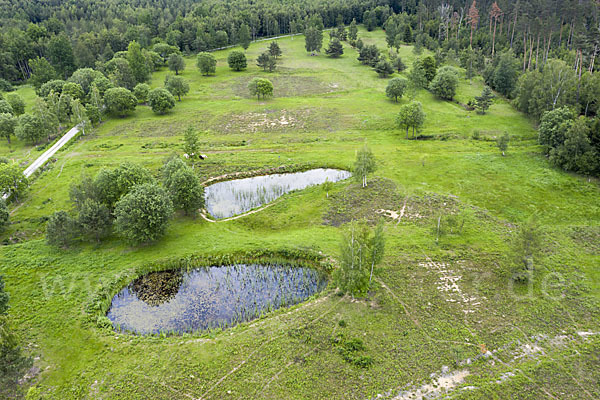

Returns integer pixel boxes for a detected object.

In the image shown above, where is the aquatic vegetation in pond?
[106,264,328,335]
[204,168,351,219]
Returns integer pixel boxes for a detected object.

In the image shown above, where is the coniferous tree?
[268,42,282,59]
[474,86,494,114]
[325,38,344,58]
[348,19,358,41]
[304,27,323,54]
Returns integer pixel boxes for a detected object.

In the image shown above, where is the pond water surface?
[204,168,351,219]
[107,264,328,335]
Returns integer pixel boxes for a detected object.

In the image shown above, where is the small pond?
[204,168,351,219]
[106,264,328,335]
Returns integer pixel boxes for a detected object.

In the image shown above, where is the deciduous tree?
[103,87,137,117]
[114,183,173,244]
[0,114,17,144]
[248,78,273,99]
[227,51,247,71]
[354,143,376,188]
[165,75,189,101]
[196,53,217,76]
[168,53,185,75]
[386,77,408,102]
[148,88,175,114]
[0,163,28,202]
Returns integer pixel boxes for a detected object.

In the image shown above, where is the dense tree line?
[0,0,384,83]
[2,1,597,83]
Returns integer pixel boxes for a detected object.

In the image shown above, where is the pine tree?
[257,52,276,72]
[474,86,494,114]
[268,41,282,59]
[392,56,406,72]
[305,27,323,54]
[348,19,358,41]
[467,1,480,48]
[374,59,394,78]
[325,38,344,58]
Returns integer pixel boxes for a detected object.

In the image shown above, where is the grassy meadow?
[1,28,599,399]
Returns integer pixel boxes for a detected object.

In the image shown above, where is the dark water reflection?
[107,264,328,335]
[204,168,351,219]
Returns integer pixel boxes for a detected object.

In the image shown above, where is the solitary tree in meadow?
[336,219,386,296]
[248,78,273,99]
[183,127,200,166]
[228,51,247,71]
[197,53,217,76]
[268,41,282,59]
[386,77,408,102]
[257,52,276,72]
[304,27,323,54]
[165,75,190,101]
[392,56,406,73]
[354,144,376,188]
[397,101,425,139]
[474,86,494,114]
[46,211,77,248]
[497,132,510,156]
[429,66,459,100]
[375,59,394,78]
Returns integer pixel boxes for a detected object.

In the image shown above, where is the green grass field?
[1,29,599,399]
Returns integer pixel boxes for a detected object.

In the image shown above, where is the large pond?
[106,264,328,335]
[204,168,351,219]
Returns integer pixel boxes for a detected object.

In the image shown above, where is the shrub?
[148,87,175,114]
[46,211,78,248]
